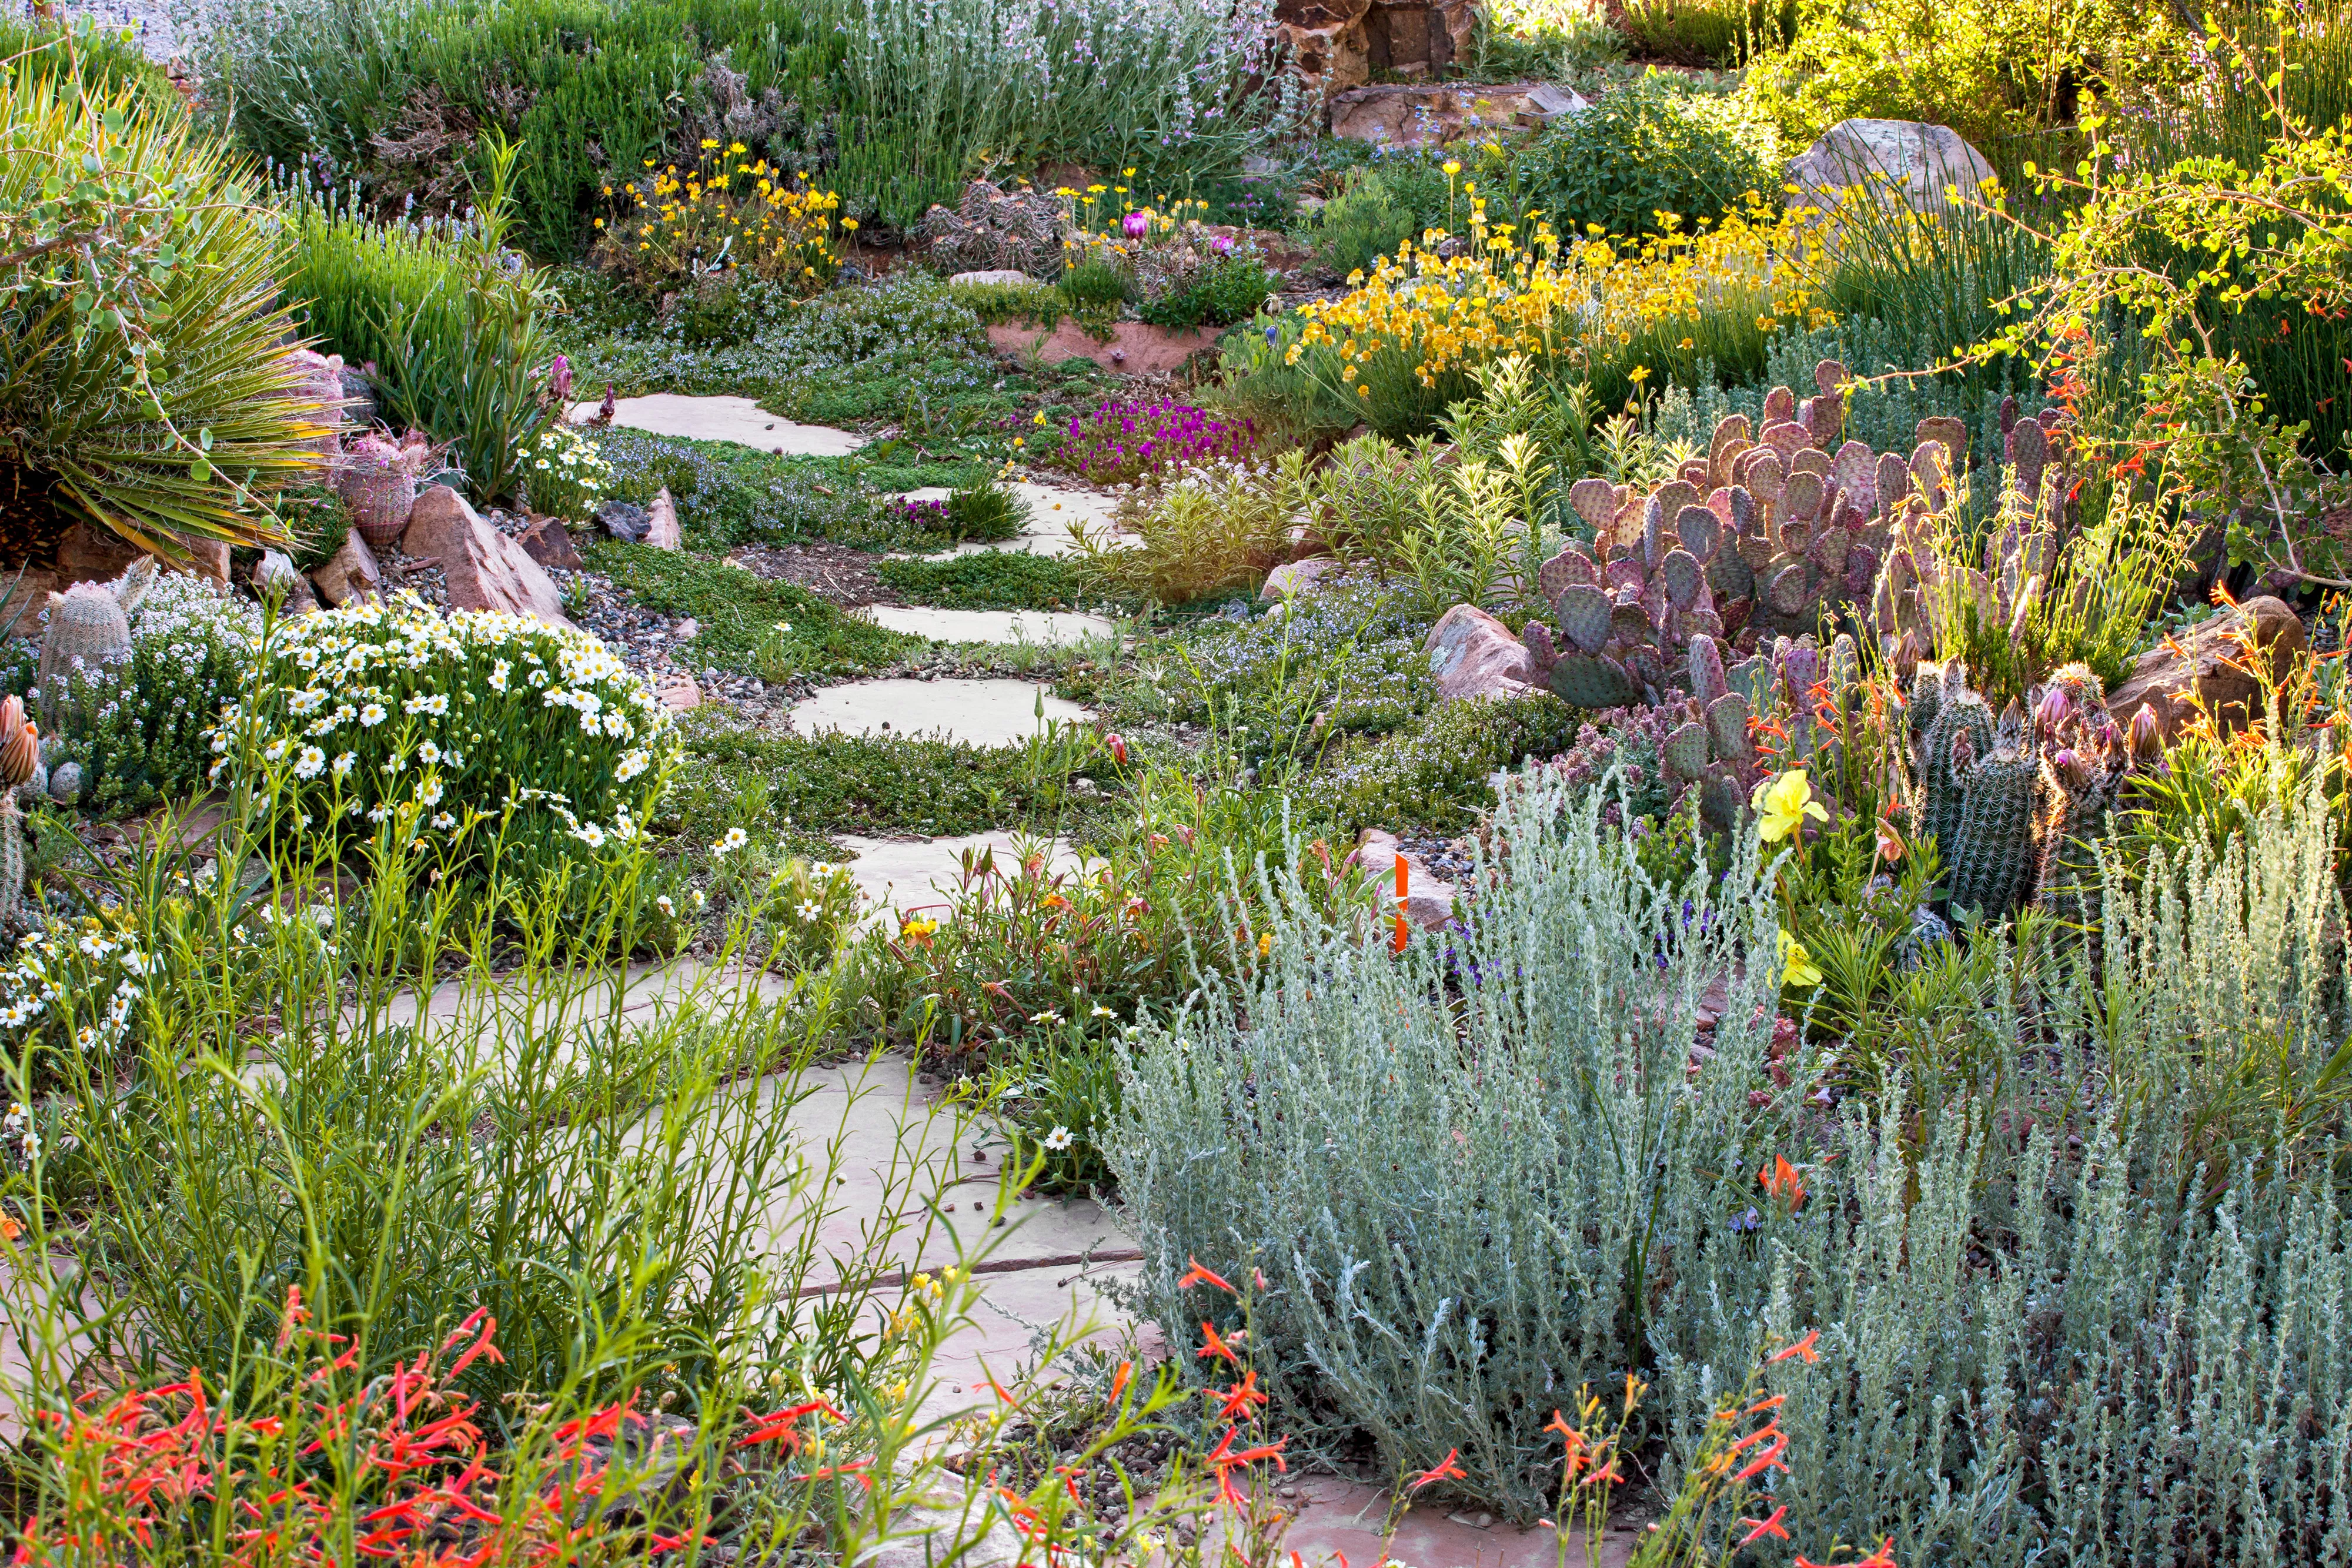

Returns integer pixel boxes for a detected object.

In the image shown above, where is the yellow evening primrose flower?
[1752,769,1828,844]
[1779,930,1824,988]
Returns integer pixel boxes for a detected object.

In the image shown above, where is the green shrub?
[1619,0,1795,66]
[517,423,614,521]
[216,592,679,865]
[34,573,259,817]
[1509,72,1779,240]
[580,541,917,678]
[1304,168,1422,282]
[1136,256,1275,330]
[0,68,326,563]
[1058,257,1130,312]
[1470,0,1625,76]
[948,278,1071,326]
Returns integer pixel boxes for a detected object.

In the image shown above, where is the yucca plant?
[0,49,329,562]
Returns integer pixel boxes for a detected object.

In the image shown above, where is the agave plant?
[0,52,332,563]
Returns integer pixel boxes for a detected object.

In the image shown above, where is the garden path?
[864,605,1116,646]
[564,393,867,456]
[787,677,1094,745]
[834,830,1095,919]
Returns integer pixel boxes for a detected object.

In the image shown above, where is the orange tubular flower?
[1197,1321,1242,1366]
[1738,1506,1790,1544]
[1214,1369,1269,1420]
[1770,1330,1822,1365]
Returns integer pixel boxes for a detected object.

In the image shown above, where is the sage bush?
[1112,773,2352,1561]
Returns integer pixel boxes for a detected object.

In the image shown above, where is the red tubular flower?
[1197,1320,1242,1366]
[1769,1330,1821,1365]
[1733,1435,1788,1482]
[1177,1256,1236,1295]
[1214,1369,1268,1419]
[1738,1506,1790,1544]
[1205,1427,1289,1509]
[1408,1448,1468,1491]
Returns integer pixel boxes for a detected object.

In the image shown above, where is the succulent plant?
[1907,657,2150,928]
[913,179,1077,279]
[37,555,153,733]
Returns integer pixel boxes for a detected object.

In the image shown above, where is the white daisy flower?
[1044,1126,1073,1151]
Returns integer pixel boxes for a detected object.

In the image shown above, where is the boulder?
[654,670,703,712]
[2106,595,2305,743]
[402,485,574,630]
[1261,557,1339,600]
[595,500,650,543]
[1328,81,1583,146]
[645,487,682,550]
[1278,0,1479,97]
[255,550,318,614]
[310,528,382,607]
[1424,603,1536,701]
[1350,827,1458,931]
[515,514,586,570]
[0,568,57,638]
[984,318,1224,375]
[949,269,1035,287]
[55,522,230,589]
[1785,118,1998,216]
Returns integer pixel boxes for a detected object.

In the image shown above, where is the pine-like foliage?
[1111,774,2352,1560]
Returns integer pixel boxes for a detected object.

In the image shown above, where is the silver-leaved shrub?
[1112,772,2352,1562]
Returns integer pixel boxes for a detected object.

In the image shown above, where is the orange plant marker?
[1392,853,1408,952]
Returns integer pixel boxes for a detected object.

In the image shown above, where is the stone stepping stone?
[834,830,1095,917]
[864,604,1115,647]
[892,481,1136,559]
[567,393,864,456]
[787,677,1093,747]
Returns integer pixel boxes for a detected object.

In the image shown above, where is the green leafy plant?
[1135,255,1275,330]
[1621,0,1795,65]
[875,550,1094,610]
[1508,72,1780,241]
[580,541,918,678]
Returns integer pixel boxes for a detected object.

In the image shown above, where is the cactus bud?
[2033,684,2074,738]
[2127,703,2163,763]
[2051,747,2089,789]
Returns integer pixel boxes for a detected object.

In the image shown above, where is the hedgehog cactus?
[37,556,154,733]
[1906,657,2154,928]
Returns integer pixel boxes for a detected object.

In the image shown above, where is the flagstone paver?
[566,394,866,456]
[787,677,1095,746]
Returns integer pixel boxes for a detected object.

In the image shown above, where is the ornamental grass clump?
[1047,399,1259,487]
[213,593,678,867]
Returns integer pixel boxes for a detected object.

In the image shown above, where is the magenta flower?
[1121,211,1150,240]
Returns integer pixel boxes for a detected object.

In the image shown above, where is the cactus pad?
[1549,653,1637,710]
[1660,548,1703,611]
[1553,583,1613,654]
[1662,720,1712,782]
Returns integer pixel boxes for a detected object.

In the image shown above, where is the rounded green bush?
[1510,73,1780,239]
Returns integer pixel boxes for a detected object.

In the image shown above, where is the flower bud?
[2033,684,2074,738]
[2051,747,2089,789]
[2127,703,2163,763]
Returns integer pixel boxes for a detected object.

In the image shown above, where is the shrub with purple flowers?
[1047,398,1258,486]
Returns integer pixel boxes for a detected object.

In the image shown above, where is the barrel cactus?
[36,556,153,731]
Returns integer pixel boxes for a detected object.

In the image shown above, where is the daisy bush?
[519,422,614,521]
[213,593,679,865]
[0,911,158,1095]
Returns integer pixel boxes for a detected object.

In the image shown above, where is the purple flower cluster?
[1047,397,1258,486]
